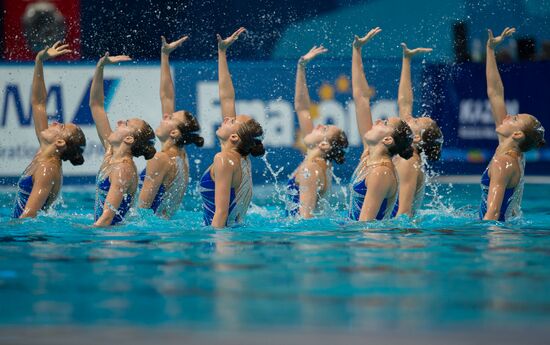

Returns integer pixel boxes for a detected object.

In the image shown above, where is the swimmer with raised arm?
[13,42,86,218]
[138,35,204,218]
[199,28,266,228]
[392,43,443,217]
[349,28,414,221]
[286,45,349,218]
[480,27,545,221]
[90,53,157,226]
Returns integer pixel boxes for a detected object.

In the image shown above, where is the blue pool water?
[1,182,550,331]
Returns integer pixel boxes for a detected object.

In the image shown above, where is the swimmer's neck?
[160,139,185,157]
[495,138,522,156]
[110,142,133,162]
[219,139,240,155]
[36,144,62,164]
[366,144,391,163]
[304,147,325,163]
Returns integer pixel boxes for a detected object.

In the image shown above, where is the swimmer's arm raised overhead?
[89,53,132,149]
[19,162,58,218]
[211,153,234,229]
[296,162,324,219]
[295,46,328,138]
[94,163,134,227]
[483,156,514,221]
[359,165,393,221]
[217,27,246,120]
[352,28,381,148]
[32,42,71,143]
[398,43,432,120]
[486,27,515,127]
[160,35,188,115]
[138,153,169,209]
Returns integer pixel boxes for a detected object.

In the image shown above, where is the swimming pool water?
[1,183,550,331]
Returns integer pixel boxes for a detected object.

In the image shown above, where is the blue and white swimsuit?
[12,174,34,218]
[479,153,524,221]
[12,162,60,218]
[348,157,397,221]
[94,163,134,225]
[199,157,253,226]
[139,156,188,218]
[285,164,331,217]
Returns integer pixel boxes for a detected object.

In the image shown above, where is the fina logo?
[1,79,120,126]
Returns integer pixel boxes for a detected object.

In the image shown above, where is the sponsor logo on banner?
[1,64,398,178]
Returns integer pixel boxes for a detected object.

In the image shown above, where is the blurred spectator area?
[1,0,549,61]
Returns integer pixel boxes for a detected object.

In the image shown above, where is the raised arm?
[160,35,188,115]
[295,46,328,138]
[32,42,71,143]
[352,27,381,148]
[486,27,515,127]
[217,27,246,120]
[89,53,131,149]
[398,43,432,120]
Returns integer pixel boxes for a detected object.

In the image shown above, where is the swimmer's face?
[216,115,250,140]
[40,122,79,145]
[364,117,401,145]
[108,118,145,145]
[496,114,533,138]
[303,124,340,148]
[156,111,187,140]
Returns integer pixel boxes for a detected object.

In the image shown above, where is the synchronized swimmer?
[10,26,546,227]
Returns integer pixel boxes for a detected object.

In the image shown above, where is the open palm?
[217,27,246,51]
[353,27,382,48]
[99,52,132,66]
[299,45,328,65]
[401,43,432,58]
[487,27,515,49]
[161,35,188,55]
[38,41,71,61]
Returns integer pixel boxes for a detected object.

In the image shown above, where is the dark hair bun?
[388,120,414,160]
[69,153,85,166]
[176,111,204,148]
[399,145,414,159]
[60,125,86,166]
[418,120,443,162]
[142,145,156,160]
[132,120,157,160]
[250,139,265,157]
[236,118,265,157]
[326,129,349,164]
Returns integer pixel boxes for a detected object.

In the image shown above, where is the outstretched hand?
[487,27,515,49]
[299,45,328,66]
[401,43,432,58]
[98,52,132,66]
[353,27,382,48]
[37,41,72,61]
[217,27,246,52]
[161,35,188,55]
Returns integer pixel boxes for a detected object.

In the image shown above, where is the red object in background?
[3,0,80,61]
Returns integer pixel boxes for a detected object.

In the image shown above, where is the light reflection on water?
[0,184,550,330]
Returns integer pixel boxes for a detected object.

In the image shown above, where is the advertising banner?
[1,60,549,184]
